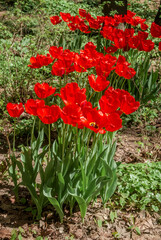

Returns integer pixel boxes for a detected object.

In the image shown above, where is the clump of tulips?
[6,7,161,221]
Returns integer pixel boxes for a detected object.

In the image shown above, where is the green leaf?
[135,226,141,235]
[43,185,64,223]
[58,173,65,185]
[68,189,87,220]
[156,193,161,203]
[152,205,159,212]
[110,211,117,223]
[97,219,102,227]
[32,128,44,153]
[18,234,22,240]
[11,229,17,240]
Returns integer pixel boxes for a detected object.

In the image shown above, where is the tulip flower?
[37,105,60,124]
[50,16,62,25]
[25,99,45,116]
[28,54,53,68]
[56,82,86,106]
[6,103,24,118]
[150,22,161,38]
[34,83,56,99]
[159,42,161,51]
[88,74,110,92]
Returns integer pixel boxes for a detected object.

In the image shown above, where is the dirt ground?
[0,178,161,240]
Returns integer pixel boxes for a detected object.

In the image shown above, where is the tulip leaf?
[68,189,87,220]
[43,185,64,223]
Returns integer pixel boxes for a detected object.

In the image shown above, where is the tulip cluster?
[27,9,161,83]
[28,42,136,80]
[6,8,147,222]
[7,81,140,133]
[49,9,161,52]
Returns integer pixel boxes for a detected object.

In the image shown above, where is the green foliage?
[11,125,117,221]
[126,51,159,104]
[128,0,158,21]
[112,162,161,212]
[122,93,161,131]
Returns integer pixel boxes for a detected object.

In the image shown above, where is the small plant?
[113,162,161,212]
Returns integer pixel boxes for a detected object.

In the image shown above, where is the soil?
[0,178,161,240]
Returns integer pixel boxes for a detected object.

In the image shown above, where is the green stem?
[38,118,41,132]
[11,119,18,200]
[109,70,115,83]
[87,131,92,150]
[64,70,67,85]
[88,91,95,102]
[62,123,66,161]
[59,76,62,90]
[13,119,16,152]
[31,116,36,145]
[74,124,78,156]
[48,124,51,163]
[120,78,126,89]
[112,74,119,89]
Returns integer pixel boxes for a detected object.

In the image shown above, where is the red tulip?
[37,105,60,124]
[28,54,53,68]
[150,22,161,38]
[84,42,97,52]
[49,46,63,59]
[130,16,145,26]
[78,22,91,33]
[71,15,82,25]
[60,12,71,22]
[51,60,75,76]
[96,54,117,77]
[74,54,92,72]
[97,16,105,24]
[34,83,56,99]
[159,42,161,51]
[88,74,110,92]
[128,36,140,49]
[116,64,136,79]
[104,46,118,54]
[141,23,148,30]
[81,107,106,134]
[61,104,83,128]
[57,82,86,106]
[79,9,87,18]
[114,36,127,49]
[88,19,101,30]
[67,22,78,31]
[120,93,140,114]
[117,55,130,66]
[105,112,122,132]
[7,103,24,118]
[139,39,154,52]
[126,10,136,18]
[50,16,62,25]
[99,87,120,114]
[115,57,136,79]
[25,99,45,116]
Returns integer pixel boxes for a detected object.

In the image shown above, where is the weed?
[112,162,161,212]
